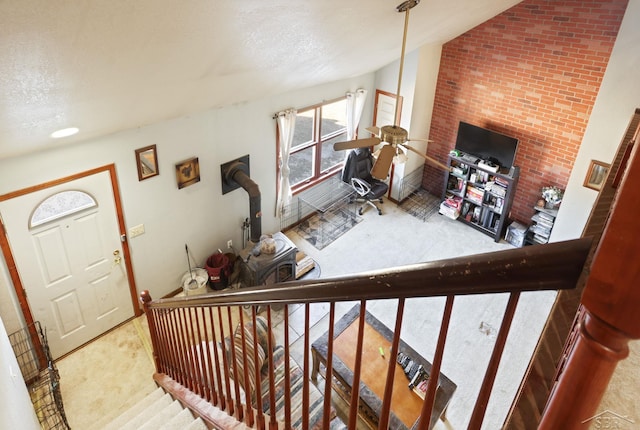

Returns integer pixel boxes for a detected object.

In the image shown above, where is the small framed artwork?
[175,157,201,189]
[135,145,159,181]
[583,159,610,191]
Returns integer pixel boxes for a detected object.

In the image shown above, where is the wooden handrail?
[539,122,640,428]
[140,237,591,429]
[149,237,591,310]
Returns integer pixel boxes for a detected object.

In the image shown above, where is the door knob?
[113,250,122,266]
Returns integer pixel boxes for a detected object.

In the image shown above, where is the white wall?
[374,48,419,130]
[374,46,443,199]
[0,316,41,430]
[0,74,375,332]
[551,0,640,242]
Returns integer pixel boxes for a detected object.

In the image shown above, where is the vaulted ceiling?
[0,0,522,160]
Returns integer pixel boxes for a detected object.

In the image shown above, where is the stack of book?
[530,211,555,244]
[485,179,507,198]
[439,195,462,219]
[466,185,484,204]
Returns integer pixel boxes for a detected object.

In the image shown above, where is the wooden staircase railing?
[538,117,640,429]
[141,238,590,429]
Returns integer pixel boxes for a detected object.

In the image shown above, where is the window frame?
[277,96,355,195]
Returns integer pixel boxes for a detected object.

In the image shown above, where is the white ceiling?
[0,0,522,160]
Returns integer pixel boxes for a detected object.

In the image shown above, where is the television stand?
[440,154,519,242]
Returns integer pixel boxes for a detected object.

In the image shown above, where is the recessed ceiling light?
[50,127,79,139]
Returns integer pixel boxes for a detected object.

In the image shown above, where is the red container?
[205,253,230,289]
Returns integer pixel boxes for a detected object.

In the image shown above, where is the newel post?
[139,290,161,372]
[540,139,640,428]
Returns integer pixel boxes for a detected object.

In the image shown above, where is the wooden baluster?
[322,303,336,428]
[302,303,310,430]
[187,307,203,397]
[237,306,258,427]
[163,310,180,380]
[219,306,235,416]
[349,301,367,429]
[282,304,292,429]
[236,307,247,423]
[199,307,215,404]
[209,307,224,410]
[193,307,207,400]
[379,298,405,430]
[417,295,455,430]
[266,306,278,430]
[168,308,186,385]
[152,309,168,374]
[188,307,202,395]
[174,308,188,388]
[154,309,169,375]
[469,292,520,429]
[140,291,164,373]
[179,307,197,393]
[227,306,242,421]
[251,307,265,430]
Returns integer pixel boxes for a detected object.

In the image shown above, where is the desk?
[311,305,456,429]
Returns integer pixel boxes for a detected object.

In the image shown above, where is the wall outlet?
[227,240,233,249]
[129,224,145,238]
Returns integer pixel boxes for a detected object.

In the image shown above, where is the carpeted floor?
[57,316,157,430]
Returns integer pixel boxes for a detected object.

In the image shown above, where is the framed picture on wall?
[135,145,159,181]
[175,157,200,189]
[583,159,610,191]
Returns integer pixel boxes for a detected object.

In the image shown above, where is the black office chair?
[341,148,389,215]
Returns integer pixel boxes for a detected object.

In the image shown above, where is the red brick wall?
[422,0,628,223]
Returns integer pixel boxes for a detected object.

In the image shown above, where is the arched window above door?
[30,190,97,228]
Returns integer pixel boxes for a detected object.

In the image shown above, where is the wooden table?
[311,305,456,429]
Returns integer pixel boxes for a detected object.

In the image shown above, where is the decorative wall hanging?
[583,160,610,191]
[135,145,159,181]
[175,157,200,189]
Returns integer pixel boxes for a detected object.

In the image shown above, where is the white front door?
[0,170,133,358]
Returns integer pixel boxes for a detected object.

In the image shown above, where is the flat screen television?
[455,121,519,170]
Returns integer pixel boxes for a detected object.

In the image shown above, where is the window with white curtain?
[282,97,348,193]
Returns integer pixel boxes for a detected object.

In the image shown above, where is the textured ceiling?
[0,0,522,160]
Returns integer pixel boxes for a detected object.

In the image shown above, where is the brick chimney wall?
[422,0,628,223]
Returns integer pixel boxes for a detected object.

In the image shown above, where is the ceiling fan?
[333,0,450,180]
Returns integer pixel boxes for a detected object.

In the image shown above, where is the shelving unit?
[525,206,558,245]
[440,154,519,242]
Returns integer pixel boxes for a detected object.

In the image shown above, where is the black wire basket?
[8,321,71,429]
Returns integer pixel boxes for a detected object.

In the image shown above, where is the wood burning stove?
[238,232,297,288]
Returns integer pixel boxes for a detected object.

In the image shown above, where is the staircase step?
[185,417,209,430]
[158,407,200,430]
[101,387,166,430]
[114,393,173,430]
[137,400,183,430]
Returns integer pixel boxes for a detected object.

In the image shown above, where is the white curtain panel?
[344,89,368,162]
[346,89,368,140]
[275,109,297,217]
